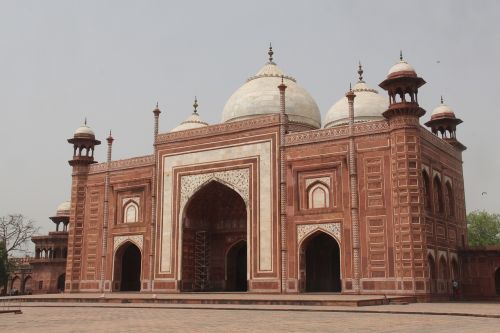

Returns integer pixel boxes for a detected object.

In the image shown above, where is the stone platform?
[3,292,416,307]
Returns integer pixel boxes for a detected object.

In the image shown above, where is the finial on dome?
[400,50,403,61]
[357,61,364,82]
[156,101,159,108]
[440,95,444,104]
[350,82,352,91]
[84,117,87,126]
[193,96,198,114]
[268,42,274,63]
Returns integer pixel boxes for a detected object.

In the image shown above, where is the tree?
[0,241,7,292]
[467,210,500,246]
[0,214,39,255]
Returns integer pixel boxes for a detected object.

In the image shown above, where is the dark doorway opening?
[304,232,341,292]
[226,241,247,291]
[117,243,141,291]
[57,273,65,292]
[495,268,500,296]
[181,181,247,292]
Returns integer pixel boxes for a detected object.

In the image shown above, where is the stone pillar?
[278,78,288,293]
[150,104,161,291]
[346,88,361,294]
[100,132,113,291]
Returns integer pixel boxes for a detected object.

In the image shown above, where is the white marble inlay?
[114,234,144,251]
[297,222,341,244]
[161,140,273,274]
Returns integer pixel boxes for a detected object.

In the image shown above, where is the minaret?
[379,52,427,295]
[66,120,101,292]
[150,103,161,291]
[346,84,361,294]
[425,97,466,151]
[100,131,113,291]
[278,76,288,292]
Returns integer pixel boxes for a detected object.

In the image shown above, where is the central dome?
[222,47,321,129]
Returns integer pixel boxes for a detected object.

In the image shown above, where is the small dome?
[431,98,456,120]
[324,71,388,128]
[56,201,70,216]
[222,47,321,129]
[171,98,209,132]
[387,53,417,78]
[74,124,95,138]
[171,112,209,132]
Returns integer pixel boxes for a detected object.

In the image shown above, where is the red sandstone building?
[28,48,500,297]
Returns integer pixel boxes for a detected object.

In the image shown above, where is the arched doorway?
[300,232,341,292]
[114,242,141,291]
[226,241,247,291]
[10,276,21,294]
[495,268,500,296]
[57,273,65,292]
[181,180,247,292]
[428,255,437,293]
[23,276,33,294]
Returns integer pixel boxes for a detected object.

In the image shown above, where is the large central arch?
[181,180,247,292]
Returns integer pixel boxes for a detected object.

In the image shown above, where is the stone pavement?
[1,301,500,332]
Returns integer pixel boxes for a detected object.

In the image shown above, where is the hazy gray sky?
[1,0,499,237]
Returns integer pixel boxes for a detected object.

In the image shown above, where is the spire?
[84,117,87,126]
[400,50,403,61]
[349,82,352,91]
[193,96,198,114]
[107,130,114,144]
[440,95,444,104]
[357,61,364,83]
[268,42,274,64]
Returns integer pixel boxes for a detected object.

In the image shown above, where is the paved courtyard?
[1,305,499,333]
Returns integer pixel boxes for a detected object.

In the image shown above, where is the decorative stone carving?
[90,154,154,174]
[179,168,250,210]
[305,176,330,188]
[113,234,143,251]
[297,222,341,244]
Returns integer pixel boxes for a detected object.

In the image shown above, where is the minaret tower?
[425,97,466,151]
[379,52,427,295]
[65,120,101,292]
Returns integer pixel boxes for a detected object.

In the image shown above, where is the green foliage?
[467,210,500,246]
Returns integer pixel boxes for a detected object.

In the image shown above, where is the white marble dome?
[387,53,417,78]
[74,124,95,138]
[171,112,209,132]
[56,201,70,216]
[431,98,455,119]
[222,55,321,129]
[324,80,388,128]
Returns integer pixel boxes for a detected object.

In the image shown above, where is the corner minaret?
[425,97,466,151]
[379,51,426,120]
[379,53,427,295]
[65,120,100,292]
[67,120,101,166]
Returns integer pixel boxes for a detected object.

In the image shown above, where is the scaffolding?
[193,230,210,291]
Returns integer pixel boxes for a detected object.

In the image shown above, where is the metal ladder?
[193,230,210,291]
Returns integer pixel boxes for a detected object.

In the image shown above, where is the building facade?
[59,48,472,296]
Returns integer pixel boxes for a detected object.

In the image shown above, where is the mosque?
[20,46,499,298]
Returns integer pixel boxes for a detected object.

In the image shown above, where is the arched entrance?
[300,232,341,292]
[57,273,65,292]
[495,267,500,296]
[114,242,141,291]
[23,276,33,294]
[181,180,247,292]
[226,241,247,291]
[428,254,437,293]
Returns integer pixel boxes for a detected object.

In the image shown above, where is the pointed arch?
[307,181,330,209]
[113,241,142,291]
[433,175,444,213]
[445,181,455,217]
[299,230,341,292]
[123,200,139,223]
[422,170,432,211]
